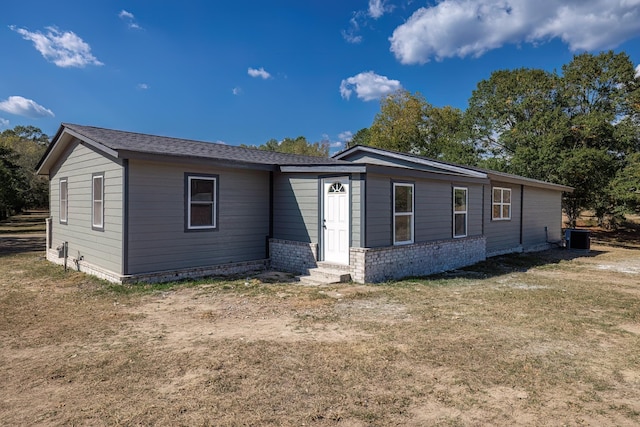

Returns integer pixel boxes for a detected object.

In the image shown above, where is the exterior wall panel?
[127,160,270,274]
[272,173,319,243]
[484,182,523,256]
[365,173,392,247]
[366,173,485,248]
[48,141,124,274]
[523,187,563,249]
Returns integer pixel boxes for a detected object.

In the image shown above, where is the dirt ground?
[1,224,639,425]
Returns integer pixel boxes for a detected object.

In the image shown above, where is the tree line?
[0,126,49,219]
[349,51,640,228]
[4,51,639,227]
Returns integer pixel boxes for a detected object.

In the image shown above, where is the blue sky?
[2,0,640,153]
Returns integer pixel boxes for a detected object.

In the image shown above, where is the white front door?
[323,177,350,264]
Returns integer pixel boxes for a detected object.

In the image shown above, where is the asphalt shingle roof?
[63,123,349,166]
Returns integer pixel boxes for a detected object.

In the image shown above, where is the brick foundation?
[46,249,268,284]
[269,238,318,274]
[349,236,487,283]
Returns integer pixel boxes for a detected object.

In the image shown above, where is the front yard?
[0,228,639,425]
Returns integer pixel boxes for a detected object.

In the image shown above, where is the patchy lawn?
[1,241,639,424]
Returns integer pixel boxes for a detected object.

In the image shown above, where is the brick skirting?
[349,236,487,283]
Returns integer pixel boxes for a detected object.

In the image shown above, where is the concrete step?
[297,266,351,286]
[298,275,332,286]
[316,261,351,272]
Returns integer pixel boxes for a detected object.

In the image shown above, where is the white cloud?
[0,96,54,118]
[248,67,272,79]
[137,83,149,90]
[11,25,103,68]
[342,12,365,44]
[368,0,393,19]
[232,87,242,95]
[343,1,394,43]
[119,10,141,29]
[390,0,640,64]
[320,131,354,153]
[340,71,402,101]
[635,64,640,78]
[342,26,363,44]
[0,118,9,128]
[119,10,134,19]
[338,131,353,143]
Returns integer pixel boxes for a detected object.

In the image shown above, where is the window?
[492,187,511,220]
[453,187,467,238]
[328,182,346,193]
[92,174,104,230]
[393,183,414,245]
[59,178,68,224]
[187,175,217,230]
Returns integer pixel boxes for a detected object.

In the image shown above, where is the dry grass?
[1,236,639,425]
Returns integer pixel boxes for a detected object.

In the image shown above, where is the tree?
[0,125,50,216]
[366,89,480,164]
[466,51,640,227]
[347,127,371,148]
[0,146,26,219]
[610,152,640,215]
[558,51,639,226]
[466,67,565,176]
[242,136,329,157]
[368,90,428,153]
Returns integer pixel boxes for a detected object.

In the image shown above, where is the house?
[36,123,572,284]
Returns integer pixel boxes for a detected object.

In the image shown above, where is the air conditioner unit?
[565,229,590,250]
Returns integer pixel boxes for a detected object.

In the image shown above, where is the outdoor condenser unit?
[565,229,590,250]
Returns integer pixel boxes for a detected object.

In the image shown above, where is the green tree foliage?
[242,136,329,157]
[347,127,372,148]
[466,51,640,227]
[0,146,26,219]
[366,90,479,164]
[368,90,427,153]
[610,152,640,215]
[0,125,50,218]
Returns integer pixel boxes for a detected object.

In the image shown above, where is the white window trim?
[453,187,468,238]
[187,175,217,230]
[393,182,414,245]
[59,178,68,224]
[492,187,512,221]
[92,174,104,230]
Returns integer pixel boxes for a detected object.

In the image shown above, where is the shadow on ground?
[0,236,46,255]
[431,247,607,281]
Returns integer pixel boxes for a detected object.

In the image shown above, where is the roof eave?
[334,145,488,179]
[279,164,367,173]
[36,125,120,175]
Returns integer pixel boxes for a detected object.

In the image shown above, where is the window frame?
[492,187,512,221]
[92,173,104,231]
[185,174,219,231]
[59,178,68,224]
[393,182,414,245]
[453,186,468,238]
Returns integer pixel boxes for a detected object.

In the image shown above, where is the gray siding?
[127,160,270,274]
[484,182,522,256]
[522,187,563,248]
[366,173,484,248]
[272,173,364,255]
[351,175,363,247]
[272,173,319,243]
[49,141,124,273]
[365,173,392,247]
